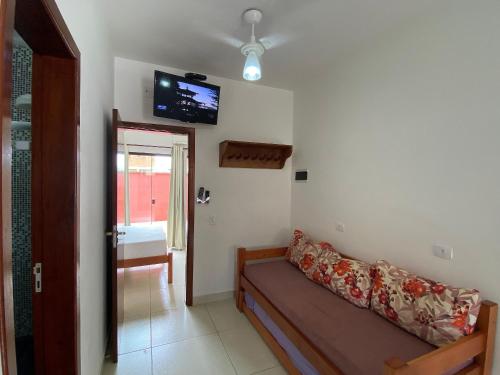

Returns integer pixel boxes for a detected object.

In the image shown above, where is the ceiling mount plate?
[243,9,263,25]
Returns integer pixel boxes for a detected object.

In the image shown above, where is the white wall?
[114,57,294,298]
[55,1,113,374]
[292,1,500,370]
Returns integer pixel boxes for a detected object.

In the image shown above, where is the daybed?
[236,235,497,375]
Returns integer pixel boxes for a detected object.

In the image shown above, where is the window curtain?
[167,144,186,249]
[123,142,131,226]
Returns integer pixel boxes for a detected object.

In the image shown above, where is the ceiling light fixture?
[241,9,265,81]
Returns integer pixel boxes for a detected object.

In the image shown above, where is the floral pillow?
[286,229,311,266]
[314,249,373,308]
[299,241,337,280]
[370,260,481,347]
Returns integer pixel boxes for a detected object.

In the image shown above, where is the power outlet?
[432,244,454,260]
[335,222,345,233]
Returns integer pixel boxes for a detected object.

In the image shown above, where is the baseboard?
[193,291,234,305]
[118,254,170,268]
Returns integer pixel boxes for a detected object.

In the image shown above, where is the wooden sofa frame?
[236,246,498,375]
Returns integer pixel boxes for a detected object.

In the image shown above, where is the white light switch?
[335,222,345,233]
[432,244,454,260]
[208,216,216,226]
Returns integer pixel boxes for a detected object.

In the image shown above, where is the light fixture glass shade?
[243,51,261,81]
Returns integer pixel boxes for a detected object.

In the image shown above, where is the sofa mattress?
[245,292,319,375]
[244,260,437,375]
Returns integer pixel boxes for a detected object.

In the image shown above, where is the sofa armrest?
[236,247,287,311]
[384,300,498,375]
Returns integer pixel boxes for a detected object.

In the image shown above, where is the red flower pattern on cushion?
[315,249,373,308]
[298,243,324,279]
[299,242,336,280]
[286,229,311,267]
[370,260,481,347]
[287,230,341,282]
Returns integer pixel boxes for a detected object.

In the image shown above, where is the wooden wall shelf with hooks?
[219,140,293,169]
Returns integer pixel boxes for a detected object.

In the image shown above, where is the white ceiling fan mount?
[241,9,266,81]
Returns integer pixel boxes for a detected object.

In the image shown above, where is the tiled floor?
[102,250,285,375]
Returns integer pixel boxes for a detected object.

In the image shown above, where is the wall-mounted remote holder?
[197,187,210,204]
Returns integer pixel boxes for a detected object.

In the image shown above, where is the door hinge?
[33,263,42,293]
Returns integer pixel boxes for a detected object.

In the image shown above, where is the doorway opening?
[108,111,195,362]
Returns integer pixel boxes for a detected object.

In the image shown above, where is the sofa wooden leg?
[167,252,173,284]
[237,290,244,312]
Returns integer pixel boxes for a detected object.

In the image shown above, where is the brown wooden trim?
[243,304,301,375]
[109,109,123,362]
[11,1,81,374]
[15,0,80,59]
[385,333,485,374]
[0,0,18,373]
[32,53,79,375]
[475,300,497,374]
[238,246,498,375]
[219,140,292,169]
[235,248,246,311]
[243,247,287,261]
[116,115,195,306]
[118,254,170,268]
[455,364,481,375]
[167,252,173,284]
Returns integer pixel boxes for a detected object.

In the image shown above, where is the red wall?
[117,172,171,223]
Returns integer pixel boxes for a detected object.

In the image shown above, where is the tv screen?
[153,71,220,125]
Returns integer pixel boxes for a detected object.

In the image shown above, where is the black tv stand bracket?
[185,72,207,81]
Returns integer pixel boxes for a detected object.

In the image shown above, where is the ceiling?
[103,0,441,90]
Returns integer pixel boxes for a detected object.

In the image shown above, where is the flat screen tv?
[153,70,221,125]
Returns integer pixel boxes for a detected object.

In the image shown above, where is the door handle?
[105,226,126,247]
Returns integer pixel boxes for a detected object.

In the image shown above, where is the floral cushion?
[314,250,372,308]
[370,260,481,347]
[299,241,336,280]
[286,229,311,266]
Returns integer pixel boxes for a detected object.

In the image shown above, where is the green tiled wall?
[12,45,32,338]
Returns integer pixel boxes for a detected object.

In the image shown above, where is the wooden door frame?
[116,112,195,306]
[0,0,18,372]
[0,0,81,374]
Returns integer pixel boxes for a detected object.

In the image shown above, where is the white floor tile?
[101,349,152,375]
[220,325,279,375]
[150,284,185,312]
[206,298,251,332]
[118,317,151,355]
[253,366,288,375]
[124,266,150,291]
[151,305,216,346]
[123,289,150,320]
[149,266,170,290]
[152,334,236,375]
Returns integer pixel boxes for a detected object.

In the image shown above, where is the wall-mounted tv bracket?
[185,72,207,81]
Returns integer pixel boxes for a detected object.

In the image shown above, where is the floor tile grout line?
[119,322,220,354]
[205,307,239,375]
[216,332,239,375]
[249,365,283,375]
